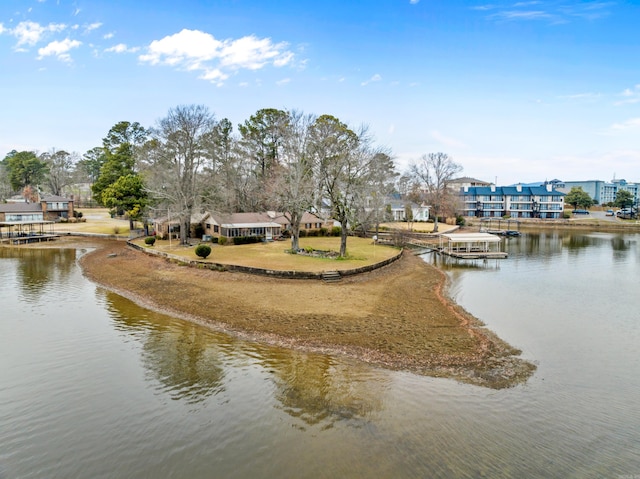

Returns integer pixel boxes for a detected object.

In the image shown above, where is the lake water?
[1,231,639,479]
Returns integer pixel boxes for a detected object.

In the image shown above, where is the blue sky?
[1,0,638,185]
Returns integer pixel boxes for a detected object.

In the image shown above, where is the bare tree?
[268,110,317,252]
[309,115,383,257]
[145,105,218,245]
[409,152,462,233]
[41,149,77,196]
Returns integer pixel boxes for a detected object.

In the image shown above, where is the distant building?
[555,179,639,205]
[460,183,565,219]
[448,177,492,190]
[0,194,74,221]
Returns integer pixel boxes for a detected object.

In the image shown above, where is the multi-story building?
[555,179,639,205]
[460,183,565,219]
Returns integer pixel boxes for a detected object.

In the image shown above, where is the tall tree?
[101,174,148,231]
[41,149,76,196]
[76,147,107,184]
[356,151,397,237]
[409,152,462,233]
[146,105,218,245]
[565,187,594,211]
[308,115,367,257]
[268,110,317,252]
[238,108,290,178]
[200,118,241,212]
[614,189,635,210]
[92,121,147,205]
[3,150,48,193]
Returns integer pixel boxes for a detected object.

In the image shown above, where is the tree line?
[1,104,463,256]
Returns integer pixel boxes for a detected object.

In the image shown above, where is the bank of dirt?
[74,238,534,389]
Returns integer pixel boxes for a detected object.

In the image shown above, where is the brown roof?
[0,203,43,213]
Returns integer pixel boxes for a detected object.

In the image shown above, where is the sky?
[0,0,638,185]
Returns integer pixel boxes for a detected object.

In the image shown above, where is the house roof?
[0,203,43,213]
[450,176,491,185]
[461,186,565,196]
[441,233,502,243]
[209,211,326,228]
[41,194,72,202]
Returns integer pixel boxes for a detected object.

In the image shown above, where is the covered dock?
[438,232,507,259]
[0,221,58,245]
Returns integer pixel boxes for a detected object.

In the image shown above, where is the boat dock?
[438,232,508,259]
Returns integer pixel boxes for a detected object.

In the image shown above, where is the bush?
[299,229,307,237]
[330,226,341,237]
[232,235,263,245]
[195,244,211,259]
[456,215,466,226]
[144,236,156,246]
[218,236,227,245]
[319,227,328,236]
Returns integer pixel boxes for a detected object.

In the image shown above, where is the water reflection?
[0,247,76,299]
[104,291,226,404]
[257,350,385,430]
[102,289,385,425]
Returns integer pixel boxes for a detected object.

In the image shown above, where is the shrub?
[232,235,263,245]
[195,244,211,259]
[144,236,156,246]
[330,226,341,236]
[299,229,307,237]
[218,236,227,245]
[319,227,328,236]
[456,215,466,226]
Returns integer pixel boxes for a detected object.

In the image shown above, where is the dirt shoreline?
[66,237,535,388]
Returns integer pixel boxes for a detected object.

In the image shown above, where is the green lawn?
[135,236,400,272]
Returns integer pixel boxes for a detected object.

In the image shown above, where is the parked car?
[572,209,590,215]
[617,208,637,218]
[606,209,614,216]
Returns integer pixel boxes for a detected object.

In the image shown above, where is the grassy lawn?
[134,236,400,272]
[379,221,458,233]
[55,208,131,236]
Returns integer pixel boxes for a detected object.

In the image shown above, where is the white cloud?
[105,43,138,54]
[139,29,294,85]
[103,32,114,40]
[361,73,382,86]
[479,1,614,24]
[10,21,66,47]
[37,38,81,62]
[84,22,102,34]
[609,118,640,131]
[276,78,291,86]
[615,85,640,106]
[558,92,601,101]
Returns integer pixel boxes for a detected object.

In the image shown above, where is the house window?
[214,225,219,233]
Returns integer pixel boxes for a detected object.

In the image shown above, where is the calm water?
[1,231,639,479]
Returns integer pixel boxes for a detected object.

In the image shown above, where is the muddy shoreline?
[68,237,535,388]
